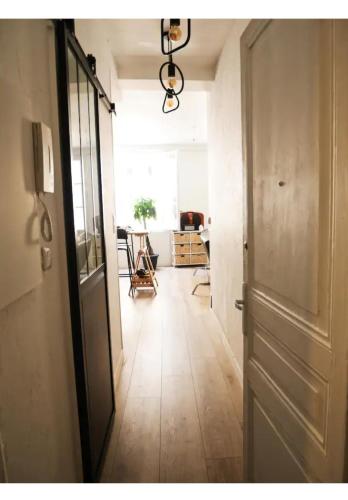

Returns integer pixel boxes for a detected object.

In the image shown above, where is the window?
[67,48,104,281]
[116,148,178,231]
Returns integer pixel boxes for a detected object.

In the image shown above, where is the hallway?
[3,16,348,486]
[101,267,243,482]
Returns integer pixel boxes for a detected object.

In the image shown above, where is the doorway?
[102,75,244,481]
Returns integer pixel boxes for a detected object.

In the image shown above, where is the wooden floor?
[101,267,243,483]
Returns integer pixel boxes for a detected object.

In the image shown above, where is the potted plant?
[133,197,159,270]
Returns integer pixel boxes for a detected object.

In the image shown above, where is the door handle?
[236,282,247,335]
[235,299,244,311]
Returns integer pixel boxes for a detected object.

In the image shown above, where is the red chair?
[180,211,204,231]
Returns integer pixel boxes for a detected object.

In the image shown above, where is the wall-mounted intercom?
[32,122,54,193]
[32,122,54,271]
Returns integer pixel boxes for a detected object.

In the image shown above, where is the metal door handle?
[235,299,244,311]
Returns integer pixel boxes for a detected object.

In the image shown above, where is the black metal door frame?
[55,20,115,482]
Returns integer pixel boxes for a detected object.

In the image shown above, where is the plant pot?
[142,254,159,271]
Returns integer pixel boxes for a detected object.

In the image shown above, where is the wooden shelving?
[172,230,208,267]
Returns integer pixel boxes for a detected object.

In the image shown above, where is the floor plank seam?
[158,313,164,483]
[107,307,145,481]
[181,299,210,482]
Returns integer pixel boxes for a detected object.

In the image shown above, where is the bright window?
[116,148,178,231]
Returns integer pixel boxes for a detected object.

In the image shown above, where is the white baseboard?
[214,316,243,389]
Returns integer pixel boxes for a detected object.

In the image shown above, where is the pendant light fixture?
[159,19,191,114]
[167,61,177,89]
[159,59,184,95]
[169,19,182,42]
[161,19,191,55]
[162,89,180,113]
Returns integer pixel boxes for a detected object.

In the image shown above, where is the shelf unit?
[172,230,208,267]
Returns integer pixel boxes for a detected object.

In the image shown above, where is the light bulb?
[167,97,174,108]
[167,77,177,89]
[169,25,182,42]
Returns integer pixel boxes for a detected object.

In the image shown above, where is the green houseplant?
[133,197,159,270]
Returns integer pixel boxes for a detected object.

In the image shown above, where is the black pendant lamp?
[159,19,191,114]
[161,19,191,55]
[162,88,180,113]
[159,59,184,96]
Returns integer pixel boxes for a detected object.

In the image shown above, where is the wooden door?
[241,20,348,482]
[56,22,115,481]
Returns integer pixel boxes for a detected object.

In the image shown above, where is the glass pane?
[67,48,88,281]
[78,65,97,275]
[88,82,104,267]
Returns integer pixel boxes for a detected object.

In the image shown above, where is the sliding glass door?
[67,48,104,280]
[56,21,115,482]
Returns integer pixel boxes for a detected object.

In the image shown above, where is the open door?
[56,21,115,481]
[241,20,348,482]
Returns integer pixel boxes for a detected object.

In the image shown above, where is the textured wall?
[208,20,250,382]
[0,20,82,481]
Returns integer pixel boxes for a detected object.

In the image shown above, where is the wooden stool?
[128,231,158,296]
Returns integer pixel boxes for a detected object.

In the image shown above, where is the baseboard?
[114,349,124,389]
[214,315,243,389]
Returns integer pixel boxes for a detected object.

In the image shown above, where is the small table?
[128,231,158,296]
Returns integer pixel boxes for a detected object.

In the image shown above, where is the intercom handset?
[32,122,54,269]
[32,122,54,193]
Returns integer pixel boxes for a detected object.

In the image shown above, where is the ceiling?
[94,19,235,81]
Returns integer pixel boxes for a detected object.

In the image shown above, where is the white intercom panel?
[32,122,54,193]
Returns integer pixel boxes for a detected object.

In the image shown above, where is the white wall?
[0,20,82,482]
[76,21,124,381]
[208,20,249,381]
[119,231,172,269]
[0,19,125,482]
[177,148,209,223]
[115,89,208,146]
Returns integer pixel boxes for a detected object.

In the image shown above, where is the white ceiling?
[91,19,235,81]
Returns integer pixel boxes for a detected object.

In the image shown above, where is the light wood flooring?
[101,267,243,483]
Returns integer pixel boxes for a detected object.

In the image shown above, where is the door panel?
[67,46,114,478]
[252,398,309,482]
[241,20,348,482]
[57,22,115,481]
[81,268,114,474]
[251,324,328,439]
[250,20,331,328]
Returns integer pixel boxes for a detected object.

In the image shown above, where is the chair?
[117,227,135,294]
[180,211,204,231]
[192,229,210,295]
